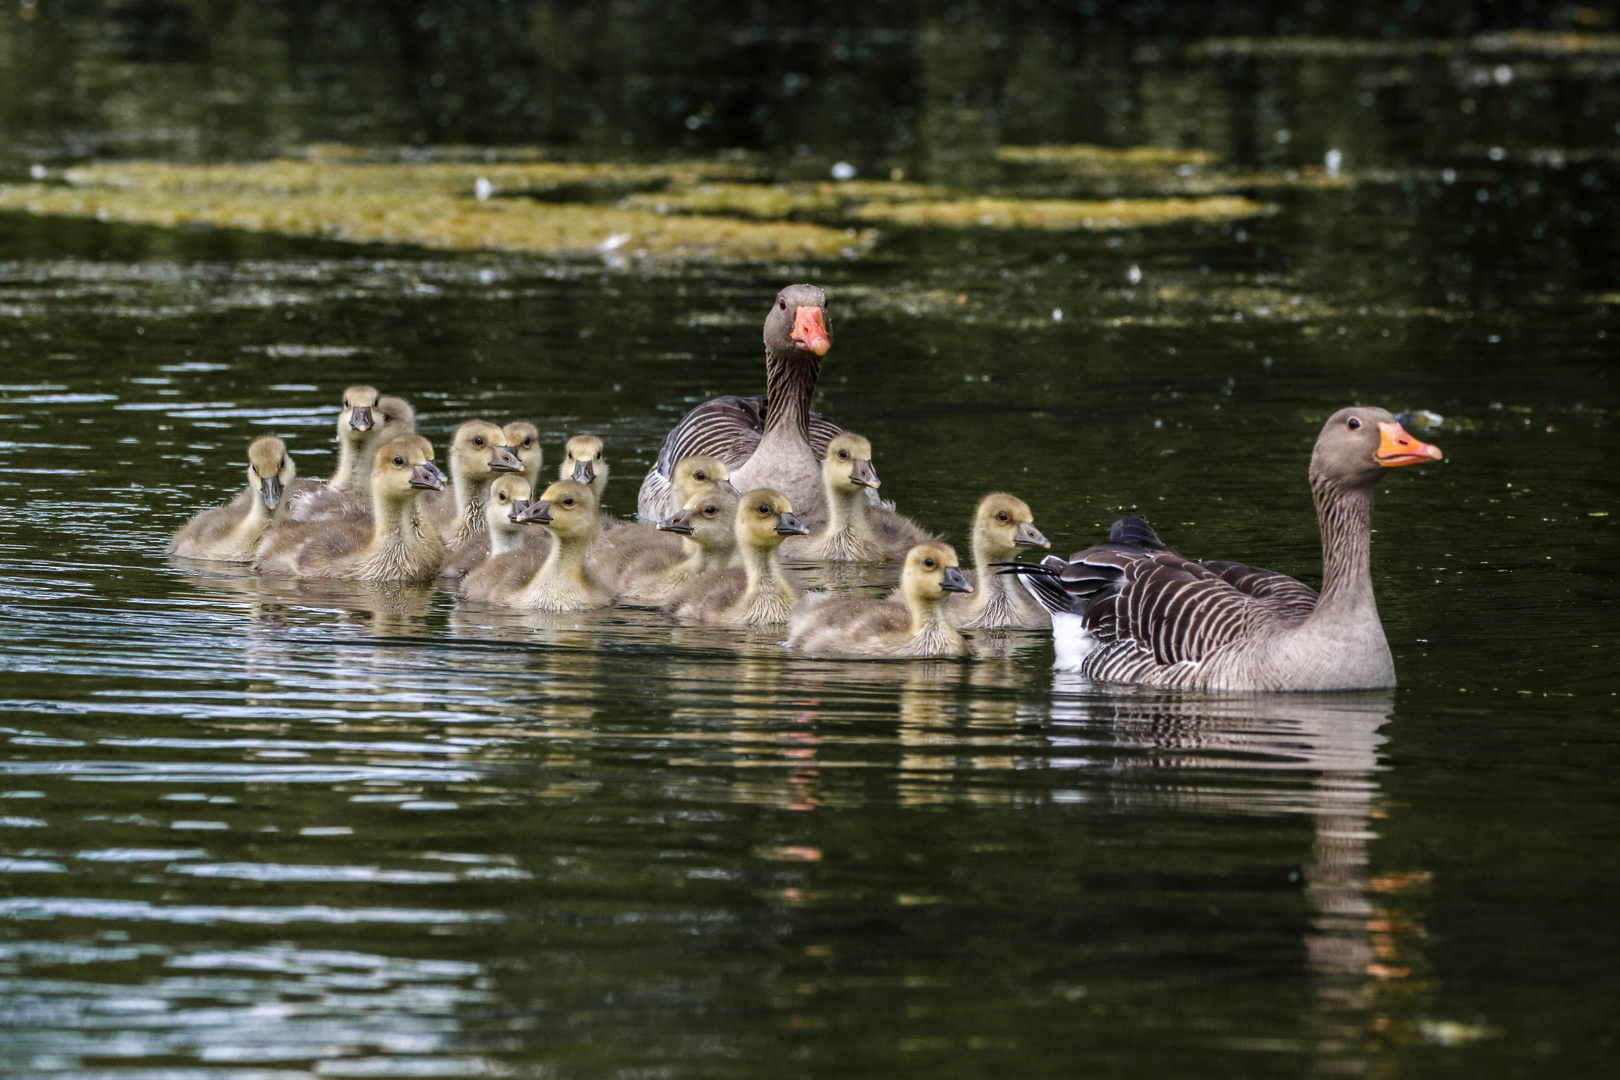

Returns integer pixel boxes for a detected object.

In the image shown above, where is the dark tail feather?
[994,561,1084,615]
[1109,515,1168,550]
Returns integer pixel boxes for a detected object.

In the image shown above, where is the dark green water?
[2,11,1620,1079]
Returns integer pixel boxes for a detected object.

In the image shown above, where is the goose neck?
[1309,477,1378,624]
[762,348,820,439]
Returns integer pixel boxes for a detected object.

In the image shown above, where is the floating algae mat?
[0,149,1270,258]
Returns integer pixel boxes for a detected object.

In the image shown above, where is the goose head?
[338,385,380,443]
[735,488,808,551]
[659,484,741,557]
[502,422,543,488]
[514,479,598,544]
[671,454,738,504]
[763,284,832,359]
[1312,407,1442,489]
[246,435,296,511]
[901,541,973,604]
[371,435,446,500]
[561,435,608,499]
[972,493,1049,560]
[822,433,879,495]
[449,420,523,486]
[375,396,416,441]
[486,474,533,537]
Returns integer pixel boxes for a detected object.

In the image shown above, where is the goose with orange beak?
[1003,407,1443,691]
[637,284,861,523]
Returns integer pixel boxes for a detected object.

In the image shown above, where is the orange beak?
[1376,421,1442,467]
[791,305,831,356]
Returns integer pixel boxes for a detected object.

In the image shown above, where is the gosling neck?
[741,536,794,603]
[966,537,1021,614]
[822,481,876,542]
[488,524,522,558]
[905,589,954,637]
[1307,476,1378,627]
[536,524,598,593]
[330,431,369,494]
[452,469,490,538]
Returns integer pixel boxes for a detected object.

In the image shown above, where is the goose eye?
[777,297,787,310]
[392,456,405,467]
[1347,417,1361,430]
[923,558,936,569]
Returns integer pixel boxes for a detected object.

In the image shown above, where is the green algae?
[853,195,1269,231]
[621,180,952,220]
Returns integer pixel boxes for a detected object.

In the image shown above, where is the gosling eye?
[996,511,1009,522]
[694,470,708,481]
[923,558,936,569]
[1347,417,1362,430]
[757,504,770,515]
[562,497,576,508]
[836,449,848,459]
[497,492,508,503]
[392,455,405,467]
[777,296,787,311]
[473,436,485,447]
[523,437,533,447]
[702,505,718,517]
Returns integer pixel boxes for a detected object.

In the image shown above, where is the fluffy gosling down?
[503,480,614,611]
[789,542,974,658]
[253,435,447,582]
[948,493,1052,629]
[285,390,417,522]
[661,488,807,626]
[456,475,548,603]
[781,433,929,561]
[169,436,297,562]
[614,483,740,606]
[431,420,525,580]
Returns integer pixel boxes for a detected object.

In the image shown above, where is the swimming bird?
[429,420,524,579]
[781,433,930,561]
[1003,408,1442,691]
[561,435,608,506]
[637,284,846,521]
[168,435,297,561]
[661,489,808,626]
[945,493,1051,629]
[455,475,550,603]
[502,480,614,611]
[503,421,543,490]
[788,541,974,659]
[253,435,447,582]
[285,392,416,522]
[614,484,740,605]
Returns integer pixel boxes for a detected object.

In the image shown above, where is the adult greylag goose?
[661,489,808,626]
[1003,408,1441,690]
[637,284,843,521]
[614,484,740,606]
[497,480,615,611]
[168,436,297,561]
[455,476,550,603]
[503,422,543,491]
[285,392,417,522]
[781,433,930,561]
[945,493,1051,630]
[253,435,447,582]
[788,542,974,659]
[430,420,524,579]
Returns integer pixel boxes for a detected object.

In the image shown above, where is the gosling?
[455,475,549,603]
[788,541,974,659]
[253,435,446,582]
[286,392,416,522]
[781,433,929,561]
[946,493,1052,630]
[502,480,614,611]
[429,420,524,579]
[503,421,543,491]
[169,435,297,562]
[614,483,740,606]
[661,489,807,627]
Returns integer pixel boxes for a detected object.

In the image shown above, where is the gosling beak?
[791,305,831,356]
[349,406,374,432]
[490,446,523,473]
[409,463,444,491]
[941,566,974,594]
[659,509,695,535]
[717,479,740,496]
[849,458,880,489]
[259,474,283,510]
[1014,522,1050,549]
[515,499,553,526]
[571,458,596,485]
[507,498,530,524]
[775,511,811,536]
[426,461,449,486]
[1376,421,1443,467]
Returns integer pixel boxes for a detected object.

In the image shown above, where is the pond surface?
[1,17,1619,1080]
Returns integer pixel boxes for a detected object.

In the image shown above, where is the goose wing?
[1198,560,1320,621]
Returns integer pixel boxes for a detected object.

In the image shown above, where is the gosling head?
[659,485,741,555]
[973,493,1049,559]
[1312,407,1442,489]
[902,541,973,604]
[374,395,416,441]
[449,420,522,484]
[671,454,739,504]
[514,479,599,543]
[246,436,296,511]
[502,422,543,487]
[486,474,533,535]
[822,433,879,495]
[339,386,380,437]
[371,435,446,500]
[763,283,832,359]
[562,435,608,499]
[735,488,808,550]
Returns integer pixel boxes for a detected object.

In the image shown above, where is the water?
[2,13,1619,1079]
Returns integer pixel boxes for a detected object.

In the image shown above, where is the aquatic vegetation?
[621,180,951,220]
[854,196,1269,231]
[996,144,1219,171]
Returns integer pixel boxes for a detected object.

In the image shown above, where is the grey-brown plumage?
[1005,408,1442,691]
[169,436,297,562]
[788,542,974,659]
[429,420,525,580]
[614,484,739,606]
[660,488,807,626]
[285,393,417,522]
[455,475,551,602]
[638,285,841,521]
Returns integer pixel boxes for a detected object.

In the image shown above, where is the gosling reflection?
[180,568,435,638]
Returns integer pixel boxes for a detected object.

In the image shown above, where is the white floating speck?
[831,161,856,181]
[474,176,494,201]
